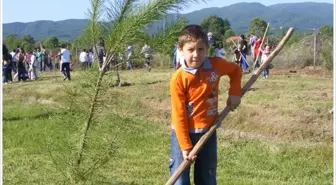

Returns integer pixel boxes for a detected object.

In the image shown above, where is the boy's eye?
[198,48,204,51]
[188,48,194,52]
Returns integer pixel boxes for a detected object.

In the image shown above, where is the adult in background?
[41,45,50,71]
[141,42,153,72]
[10,49,18,74]
[88,49,93,68]
[253,36,262,68]
[125,45,134,70]
[215,42,225,59]
[29,50,38,80]
[249,33,257,57]
[3,44,13,84]
[79,49,89,70]
[238,34,249,72]
[35,47,43,72]
[98,37,106,71]
[207,32,217,57]
[57,44,72,80]
[15,47,28,81]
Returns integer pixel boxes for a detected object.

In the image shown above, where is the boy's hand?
[227,95,241,111]
[182,150,197,161]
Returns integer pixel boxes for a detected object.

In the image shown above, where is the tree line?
[3,16,332,56]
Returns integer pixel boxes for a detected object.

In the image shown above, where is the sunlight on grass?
[2,68,333,184]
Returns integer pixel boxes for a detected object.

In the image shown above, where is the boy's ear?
[177,46,183,52]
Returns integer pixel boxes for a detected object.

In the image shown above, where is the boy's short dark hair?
[178,24,208,48]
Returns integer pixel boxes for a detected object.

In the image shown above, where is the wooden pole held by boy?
[165,27,295,185]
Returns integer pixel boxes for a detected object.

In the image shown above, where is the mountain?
[3,2,333,41]
[3,19,88,41]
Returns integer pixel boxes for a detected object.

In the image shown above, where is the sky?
[2,0,334,23]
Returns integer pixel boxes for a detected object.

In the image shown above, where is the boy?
[169,25,242,185]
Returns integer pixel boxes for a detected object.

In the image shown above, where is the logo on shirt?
[206,71,219,83]
[206,97,218,116]
[186,102,194,117]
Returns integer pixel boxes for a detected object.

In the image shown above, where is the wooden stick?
[251,23,270,71]
[164,27,295,185]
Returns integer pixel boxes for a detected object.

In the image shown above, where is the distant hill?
[3,19,88,41]
[3,2,333,41]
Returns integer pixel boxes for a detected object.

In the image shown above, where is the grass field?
[2,67,333,185]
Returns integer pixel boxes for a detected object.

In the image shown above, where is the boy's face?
[178,39,207,68]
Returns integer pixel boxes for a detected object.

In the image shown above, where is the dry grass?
[2,67,333,184]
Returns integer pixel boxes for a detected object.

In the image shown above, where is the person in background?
[10,49,18,75]
[141,42,153,72]
[215,42,225,59]
[238,34,249,72]
[98,37,106,71]
[79,49,89,70]
[15,47,28,81]
[3,44,13,84]
[126,45,134,70]
[41,45,50,71]
[207,32,217,57]
[232,49,242,71]
[57,44,72,80]
[260,44,271,79]
[88,49,93,68]
[249,33,257,57]
[253,36,262,68]
[29,50,38,80]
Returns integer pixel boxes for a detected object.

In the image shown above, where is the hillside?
[3,2,333,41]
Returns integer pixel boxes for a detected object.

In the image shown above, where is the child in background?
[215,42,225,59]
[233,49,242,69]
[260,44,271,79]
[169,24,242,185]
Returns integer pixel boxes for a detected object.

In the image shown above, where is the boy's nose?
[193,51,199,57]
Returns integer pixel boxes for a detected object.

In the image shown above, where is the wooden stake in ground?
[165,27,295,185]
[251,23,270,71]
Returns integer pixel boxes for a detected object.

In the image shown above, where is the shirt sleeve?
[215,58,242,96]
[170,74,193,150]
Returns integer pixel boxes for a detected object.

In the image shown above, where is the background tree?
[319,25,333,37]
[148,18,188,56]
[22,35,35,44]
[20,34,35,52]
[43,36,59,49]
[248,17,267,36]
[223,29,235,50]
[3,34,22,51]
[21,41,35,52]
[200,15,226,39]
[223,18,231,32]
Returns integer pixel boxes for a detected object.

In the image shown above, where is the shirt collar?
[181,57,212,75]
